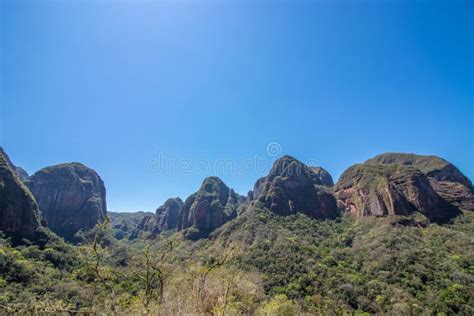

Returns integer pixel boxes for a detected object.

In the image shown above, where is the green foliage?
[208,208,474,314]
[1,210,473,314]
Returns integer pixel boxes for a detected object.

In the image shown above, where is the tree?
[83,218,117,313]
[132,238,174,311]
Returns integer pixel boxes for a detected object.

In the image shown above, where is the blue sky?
[1,0,472,212]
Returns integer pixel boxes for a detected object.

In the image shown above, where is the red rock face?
[25,163,107,242]
[0,148,48,245]
[334,163,460,222]
[365,153,474,211]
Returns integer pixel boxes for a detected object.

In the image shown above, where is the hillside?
[1,150,473,314]
[1,209,473,314]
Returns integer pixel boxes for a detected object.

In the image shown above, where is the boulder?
[25,163,107,242]
[178,177,242,240]
[365,153,474,211]
[252,155,338,219]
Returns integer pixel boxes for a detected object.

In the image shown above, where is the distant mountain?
[108,211,154,240]
[25,163,107,242]
[0,148,49,245]
[177,177,244,240]
[109,198,184,240]
[365,153,474,211]
[252,155,339,219]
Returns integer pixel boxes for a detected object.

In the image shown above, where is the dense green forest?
[1,208,473,314]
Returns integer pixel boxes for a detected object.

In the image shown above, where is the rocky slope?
[140,197,183,235]
[365,153,474,211]
[0,147,30,181]
[252,156,338,219]
[334,162,460,222]
[108,211,154,240]
[310,166,334,187]
[0,148,49,245]
[25,163,107,242]
[178,177,243,240]
[14,166,29,181]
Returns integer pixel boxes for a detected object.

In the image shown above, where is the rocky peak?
[0,148,49,245]
[25,162,107,242]
[14,166,29,181]
[252,156,339,219]
[310,166,334,187]
[334,162,460,222]
[0,147,30,181]
[365,153,474,211]
[177,177,241,240]
[153,197,183,231]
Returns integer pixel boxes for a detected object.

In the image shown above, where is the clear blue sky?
[1,0,472,212]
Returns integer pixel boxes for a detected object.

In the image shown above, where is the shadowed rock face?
[178,177,242,240]
[365,153,474,211]
[139,197,183,235]
[334,163,460,222]
[252,156,338,219]
[0,148,30,181]
[14,166,29,181]
[310,167,334,187]
[25,163,107,242]
[0,148,48,245]
[154,197,183,231]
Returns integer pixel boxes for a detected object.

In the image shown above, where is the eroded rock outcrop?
[139,197,183,235]
[252,156,338,219]
[334,163,460,222]
[178,177,242,240]
[0,148,30,181]
[14,166,29,181]
[310,166,334,187]
[0,148,48,244]
[365,153,474,211]
[154,197,183,231]
[25,163,107,242]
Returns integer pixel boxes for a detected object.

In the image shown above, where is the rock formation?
[153,197,183,231]
[334,163,460,222]
[25,163,107,242]
[0,147,30,181]
[252,155,338,219]
[0,148,49,245]
[365,153,474,211]
[178,177,242,240]
[14,166,29,181]
[310,166,334,187]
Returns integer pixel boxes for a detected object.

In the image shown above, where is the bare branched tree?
[133,238,174,311]
[85,217,116,313]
